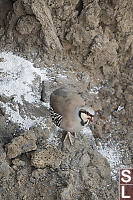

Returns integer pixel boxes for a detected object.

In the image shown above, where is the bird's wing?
[50,88,85,117]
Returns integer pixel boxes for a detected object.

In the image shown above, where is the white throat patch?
[80,112,88,122]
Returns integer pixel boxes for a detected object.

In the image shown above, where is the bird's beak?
[88,116,93,122]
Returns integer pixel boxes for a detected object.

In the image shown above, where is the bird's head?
[79,106,95,125]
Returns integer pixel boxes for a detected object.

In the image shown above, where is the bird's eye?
[86,112,90,116]
[86,112,94,117]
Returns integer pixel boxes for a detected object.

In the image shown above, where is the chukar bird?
[50,87,94,144]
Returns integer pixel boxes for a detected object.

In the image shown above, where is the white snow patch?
[0,52,48,129]
[0,52,47,104]
[97,139,126,180]
[108,115,112,122]
[82,126,93,136]
[57,73,67,79]
[82,126,126,180]
[47,127,62,146]
[1,102,46,129]
[117,106,124,112]
[89,85,104,94]
[82,126,127,180]
[42,102,50,109]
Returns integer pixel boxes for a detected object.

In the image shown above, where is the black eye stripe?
[79,110,94,117]
[85,111,94,117]
[89,114,94,117]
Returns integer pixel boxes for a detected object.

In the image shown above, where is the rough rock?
[0,147,11,179]
[116,0,133,35]
[81,166,101,188]
[58,138,113,200]
[84,36,119,82]
[12,158,26,167]
[6,130,37,158]
[16,15,40,35]
[92,150,111,178]
[32,0,62,51]
[0,0,12,26]
[31,144,63,168]
[0,162,11,178]
[0,115,20,145]
[93,124,103,139]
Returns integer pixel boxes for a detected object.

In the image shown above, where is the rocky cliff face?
[0,0,133,199]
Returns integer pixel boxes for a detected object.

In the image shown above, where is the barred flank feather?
[49,107,62,127]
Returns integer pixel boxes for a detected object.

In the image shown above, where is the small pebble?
[0,58,4,62]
